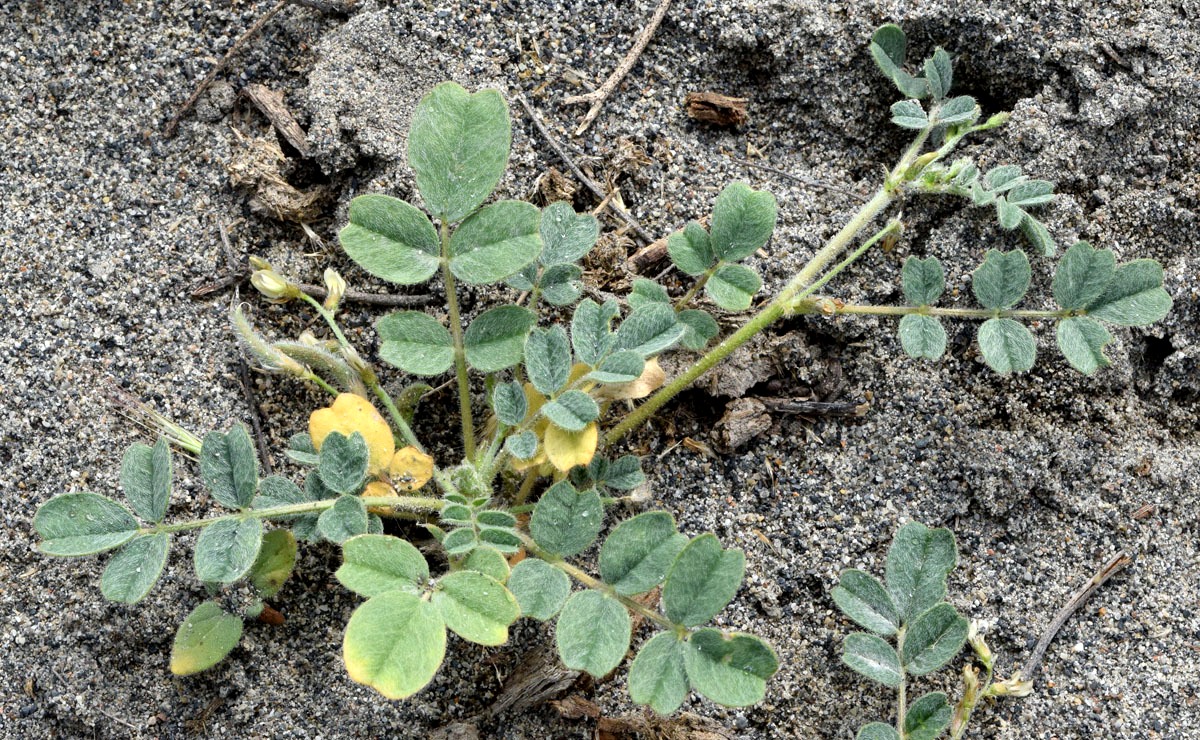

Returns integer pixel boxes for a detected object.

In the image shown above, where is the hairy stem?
[796,301,1069,321]
[440,221,476,460]
[138,495,445,535]
[896,626,908,735]
[674,264,716,310]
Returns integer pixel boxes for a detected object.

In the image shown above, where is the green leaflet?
[977,318,1036,374]
[599,512,688,596]
[343,590,446,700]
[628,632,688,714]
[891,100,928,129]
[1053,241,1115,310]
[448,200,542,285]
[464,305,536,372]
[972,249,1031,310]
[100,533,170,604]
[571,298,619,366]
[35,493,140,557]
[170,601,243,676]
[705,263,762,311]
[408,82,510,223]
[339,194,440,285]
[525,325,572,396]
[556,590,631,677]
[709,182,777,262]
[884,522,956,624]
[662,534,745,627]
[901,256,945,306]
[683,629,778,706]
[831,569,900,636]
[119,437,172,523]
[667,221,715,276]
[492,381,528,426]
[194,517,263,584]
[432,570,519,645]
[541,390,600,432]
[856,724,901,740]
[677,309,719,350]
[529,480,603,557]
[540,200,599,266]
[1057,317,1113,375]
[377,311,455,376]
[900,602,969,675]
[336,534,429,597]
[317,431,369,495]
[587,350,645,384]
[898,314,947,361]
[461,546,510,583]
[1086,259,1173,326]
[615,303,686,357]
[247,529,297,598]
[905,692,953,740]
[841,632,902,688]
[507,558,571,621]
[199,425,259,510]
[317,495,369,544]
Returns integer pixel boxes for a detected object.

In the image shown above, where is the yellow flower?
[389,447,434,491]
[309,394,395,474]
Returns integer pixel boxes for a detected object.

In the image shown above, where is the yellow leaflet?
[544,422,598,471]
[309,393,395,474]
[390,446,434,491]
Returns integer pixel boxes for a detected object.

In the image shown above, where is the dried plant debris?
[226,134,326,222]
[684,92,750,127]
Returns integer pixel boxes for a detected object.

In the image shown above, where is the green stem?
[139,495,445,535]
[307,373,340,397]
[440,221,476,460]
[299,293,423,452]
[796,301,1069,321]
[950,662,995,740]
[517,532,679,633]
[674,265,716,310]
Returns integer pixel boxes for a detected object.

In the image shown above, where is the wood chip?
[685,91,750,127]
[243,83,311,157]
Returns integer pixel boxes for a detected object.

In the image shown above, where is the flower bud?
[323,268,346,311]
[988,672,1033,698]
[968,619,994,668]
[251,268,299,302]
[248,255,273,271]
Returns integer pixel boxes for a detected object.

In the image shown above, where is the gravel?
[2,0,1197,737]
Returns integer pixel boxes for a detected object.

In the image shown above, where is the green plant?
[33,24,1170,722]
[833,522,1031,739]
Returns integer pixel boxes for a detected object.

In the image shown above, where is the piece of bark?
[685,92,750,127]
[485,643,580,718]
[719,397,773,449]
[244,83,311,157]
[226,134,326,222]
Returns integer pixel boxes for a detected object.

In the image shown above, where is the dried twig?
[515,93,656,245]
[236,359,274,475]
[562,0,672,136]
[165,0,289,137]
[730,156,868,201]
[244,83,311,157]
[1021,551,1132,681]
[761,396,870,418]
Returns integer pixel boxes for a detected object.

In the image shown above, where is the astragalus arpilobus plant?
[34,24,1170,732]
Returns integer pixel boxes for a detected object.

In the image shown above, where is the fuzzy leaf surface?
[706,263,762,311]
[35,493,140,556]
[898,314,947,360]
[170,602,242,676]
[492,381,528,426]
[629,632,689,714]
[900,603,969,675]
[668,221,715,275]
[540,200,598,265]
[842,632,902,687]
[199,426,258,510]
[663,534,745,627]
[587,350,645,384]
[377,311,454,376]
[120,437,172,523]
[408,82,510,223]
[832,569,900,636]
[1086,260,1172,326]
[571,299,619,366]
[525,326,572,395]
[433,570,519,646]
[600,512,688,595]
[906,692,953,740]
[556,590,631,677]
[972,249,1031,310]
[507,558,571,620]
[684,629,778,706]
[247,529,297,598]
[885,522,956,624]
[677,309,719,350]
[1053,241,1115,310]
[343,591,446,699]
[891,99,928,129]
[530,480,602,556]
[194,517,263,584]
[1057,317,1113,375]
[337,534,429,597]
[317,431,370,495]
[856,724,901,740]
[978,318,1036,374]
[449,200,542,285]
[464,305,536,372]
[339,194,440,284]
[100,533,170,604]
[542,389,600,432]
[615,303,686,357]
[710,182,777,261]
[902,256,945,306]
[317,494,369,544]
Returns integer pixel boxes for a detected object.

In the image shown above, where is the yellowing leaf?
[363,481,393,497]
[595,358,665,400]
[309,394,395,474]
[544,422,598,471]
[389,447,434,491]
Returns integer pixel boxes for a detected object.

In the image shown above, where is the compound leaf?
[978,318,1036,374]
[507,557,571,621]
[629,632,689,714]
[449,200,542,285]
[530,480,602,557]
[710,182,777,262]
[668,221,715,276]
[684,629,778,706]
[900,602,969,675]
[339,194,440,284]
[663,534,745,627]
[170,602,243,676]
[1056,317,1113,375]
[556,590,631,677]
[842,632,902,688]
[464,305,536,372]
[884,522,956,624]
[433,570,519,646]
[100,533,170,604]
[343,590,446,699]
[409,82,510,224]
[377,311,454,376]
[194,517,263,584]
[337,534,428,597]
[35,493,140,557]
